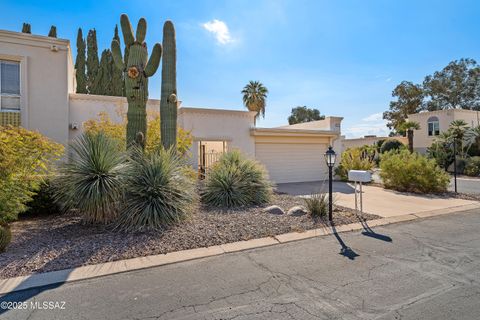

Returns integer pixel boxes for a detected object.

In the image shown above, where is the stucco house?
[0,28,344,184]
[407,109,480,153]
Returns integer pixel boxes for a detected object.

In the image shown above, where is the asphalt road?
[450,177,480,194]
[2,209,480,320]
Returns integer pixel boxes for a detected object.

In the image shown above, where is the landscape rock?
[263,205,285,215]
[287,205,308,217]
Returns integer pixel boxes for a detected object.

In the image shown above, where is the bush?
[0,223,11,252]
[464,156,480,176]
[202,150,273,207]
[84,111,192,154]
[335,147,375,181]
[304,192,329,217]
[427,141,454,169]
[23,180,60,216]
[115,148,198,231]
[380,150,450,193]
[447,158,467,174]
[0,126,63,222]
[53,132,126,224]
[380,139,404,153]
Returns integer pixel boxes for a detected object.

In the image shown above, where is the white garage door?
[255,143,328,183]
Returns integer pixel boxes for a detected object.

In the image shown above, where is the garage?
[252,127,339,184]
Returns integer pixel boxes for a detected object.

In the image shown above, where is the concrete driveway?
[277,181,479,217]
[2,209,480,320]
[450,176,480,194]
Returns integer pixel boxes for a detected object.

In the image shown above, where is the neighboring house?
[0,28,343,184]
[408,109,480,153]
[341,135,407,150]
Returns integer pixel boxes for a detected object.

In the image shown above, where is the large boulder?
[287,205,307,217]
[263,205,285,215]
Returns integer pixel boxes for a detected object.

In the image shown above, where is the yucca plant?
[115,147,197,231]
[53,132,126,224]
[304,192,329,218]
[202,150,273,208]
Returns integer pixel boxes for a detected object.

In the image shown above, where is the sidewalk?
[277,181,479,218]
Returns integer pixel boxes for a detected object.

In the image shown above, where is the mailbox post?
[348,170,371,216]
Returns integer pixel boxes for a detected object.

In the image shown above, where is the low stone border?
[1,202,478,295]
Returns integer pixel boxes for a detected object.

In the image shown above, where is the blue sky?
[1,0,479,137]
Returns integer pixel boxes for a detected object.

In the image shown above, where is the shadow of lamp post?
[324,146,337,222]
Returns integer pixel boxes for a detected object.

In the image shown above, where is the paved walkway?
[2,209,479,320]
[277,181,478,217]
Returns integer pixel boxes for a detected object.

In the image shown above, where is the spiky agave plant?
[53,132,126,224]
[116,147,197,231]
[201,150,273,208]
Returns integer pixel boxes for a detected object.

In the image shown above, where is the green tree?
[75,28,88,94]
[241,81,268,124]
[48,25,57,38]
[383,81,424,130]
[399,121,420,153]
[288,106,325,125]
[448,119,469,158]
[95,49,114,95]
[423,59,480,111]
[111,25,124,97]
[21,23,31,34]
[86,29,100,94]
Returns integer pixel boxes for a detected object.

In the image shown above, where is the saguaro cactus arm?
[136,18,147,43]
[111,39,125,71]
[120,14,135,46]
[144,44,162,77]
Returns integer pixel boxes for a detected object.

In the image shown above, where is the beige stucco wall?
[408,109,480,153]
[341,136,407,150]
[0,30,72,143]
[69,94,256,168]
[178,107,256,169]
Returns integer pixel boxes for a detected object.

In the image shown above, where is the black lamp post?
[324,146,337,222]
[453,137,458,193]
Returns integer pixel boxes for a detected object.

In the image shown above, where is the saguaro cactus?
[160,21,177,150]
[111,14,162,148]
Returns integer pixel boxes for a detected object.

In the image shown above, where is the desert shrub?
[380,149,450,193]
[116,147,198,231]
[84,111,192,154]
[53,132,126,224]
[0,223,11,252]
[0,126,63,222]
[379,139,404,153]
[23,180,60,216]
[335,147,375,181]
[464,156,480,176]
[427,141,454,169]
[304,192,329,217]
[202,150,273,207]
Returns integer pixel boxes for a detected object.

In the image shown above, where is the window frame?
[0,59,21,112]
[427,116,440,136]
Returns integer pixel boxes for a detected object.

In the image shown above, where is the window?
[0,60,20,111]
[427,116,440,136]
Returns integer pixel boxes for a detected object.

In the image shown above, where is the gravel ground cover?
[0,195,379,279]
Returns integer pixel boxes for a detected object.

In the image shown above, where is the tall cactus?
[111,14,162,148]
[160,21,177,150]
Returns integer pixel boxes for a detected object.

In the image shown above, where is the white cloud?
[345,112,390,138]
[362,112,383,122]
[202,19,233,45]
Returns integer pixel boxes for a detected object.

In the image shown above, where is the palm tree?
[241,81,268,124]
[465,125,480,153]
[448,120,469,158]
[399,121,420,153]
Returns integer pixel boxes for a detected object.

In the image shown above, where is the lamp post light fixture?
[324,146,337,222]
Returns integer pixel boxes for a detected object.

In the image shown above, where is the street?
[1,208,480,320]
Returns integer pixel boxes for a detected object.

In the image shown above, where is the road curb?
[1,203,479,295]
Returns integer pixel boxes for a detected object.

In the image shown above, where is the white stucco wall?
[0,30,72,144]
